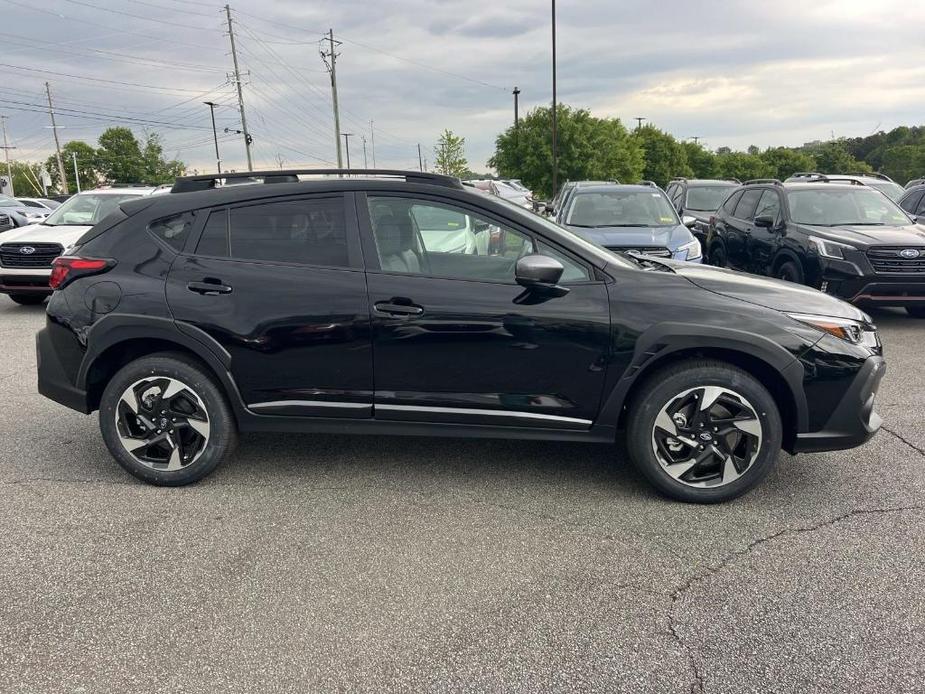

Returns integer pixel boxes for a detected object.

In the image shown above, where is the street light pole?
[551,0,558,198]
[513,86,521,127]
[204,101,222,174]
[72,152,80,193]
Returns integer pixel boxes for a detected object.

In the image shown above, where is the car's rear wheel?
[708,242,726,267]
[99,353,237,486]
[776,259,804,284]
[906,306,925,318]
[8,294,46,305]
[626,360,782,503]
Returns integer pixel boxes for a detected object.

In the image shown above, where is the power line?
[124,0,217,19]
[0,62,218,94]
[57,0,220,32]
[0,98,214,131]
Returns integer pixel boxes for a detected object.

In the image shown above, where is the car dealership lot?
[1,300,922,692]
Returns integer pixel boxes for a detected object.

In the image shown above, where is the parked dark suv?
[665,178,740,251]
[708,177,925,317]
[37,169,885,503]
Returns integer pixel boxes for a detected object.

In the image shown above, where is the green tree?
[880,145,925,185]
[2,161,47,196]
[433,129,469,179]
[96,127,145,184]
[489,104,643,198]
[45,141,99,193]
[759,147,816,180]
[140,132,185,184]
[680,141,716,178]
[802,139,871,174]
[632,125,691,187]
[714,151,774,181]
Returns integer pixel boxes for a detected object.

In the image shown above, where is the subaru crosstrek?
[36,169,885,503]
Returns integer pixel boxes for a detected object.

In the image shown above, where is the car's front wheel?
[626,360,782,503]
[99,353,237,486]
[8,294,46,305]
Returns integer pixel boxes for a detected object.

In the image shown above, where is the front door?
[725,188,762,270]
[746,189,783,274]
[166,193,373,417]
[358,193,611,428]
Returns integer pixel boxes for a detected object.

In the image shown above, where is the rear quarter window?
[149,213,194,251]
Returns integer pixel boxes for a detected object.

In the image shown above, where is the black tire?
[906,306,925,318]
[708,243,727,268]
[626,359,782,504]
[8,294,46,305]
[776,259,804,284]
[99,352,237,486]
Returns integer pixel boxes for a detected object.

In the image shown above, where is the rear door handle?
[187,280,232,295]
[374,300,423,316]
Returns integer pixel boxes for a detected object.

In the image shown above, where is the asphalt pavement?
[0,298,922,693]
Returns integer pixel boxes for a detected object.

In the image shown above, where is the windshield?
[868,181,904,201]
[43,193,141,227]
[789,188,912,226]
[566,190,679,228]
[686,186,736,211]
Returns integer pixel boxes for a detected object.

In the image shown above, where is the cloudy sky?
[2,0,923,176]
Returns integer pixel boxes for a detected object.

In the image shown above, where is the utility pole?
[690,136,701,145]
[0,115,15,197]
[342,132,353,169]
[225,4,253,171]
[72,152,81,193]
[321,29,344,168]
[45,83,68,195]
[361,135,368,168]
[204,101,222,173]
[513,86,521,127]
[417,143,423,172]
[634,116,646,130]
[551,0,558,197]
[369,120,376,168]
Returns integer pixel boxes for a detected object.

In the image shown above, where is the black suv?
[665,178,740,249]
[36,169,885,503]
[708,177,925,317]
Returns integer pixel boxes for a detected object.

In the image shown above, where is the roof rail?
[637,180,658,187]
[743,178,783,186]
[170,168,464,194]
[843,171,893,182]
[788,171,828,181]
[670,177,687,182]
[726,178,741,184]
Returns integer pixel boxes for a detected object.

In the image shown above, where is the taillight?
[49,256,114,290]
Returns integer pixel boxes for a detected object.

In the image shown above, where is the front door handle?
[374,300,424,316]
[187,280,232,295]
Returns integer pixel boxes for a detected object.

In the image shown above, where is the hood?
[802,223,925,247]
[0,222,92,249]
[671,261,868,321]
[564,224,692,249]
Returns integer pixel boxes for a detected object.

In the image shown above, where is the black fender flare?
[77,314,247,416]
[771,248,802,274]
[597,321,809,432]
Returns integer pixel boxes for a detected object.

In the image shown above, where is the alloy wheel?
[114,377,210,471]
[651,386,762,488]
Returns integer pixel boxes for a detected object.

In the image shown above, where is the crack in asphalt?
[882,426,925,457]
[666,504,925,694]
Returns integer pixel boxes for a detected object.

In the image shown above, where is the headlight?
[677,238,701,260]
[786,312,879,348]
[808,236,856,260]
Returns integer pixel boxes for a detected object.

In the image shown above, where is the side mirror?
[515,254,566,293]
[754,214,775,228]
[681,215,697,228]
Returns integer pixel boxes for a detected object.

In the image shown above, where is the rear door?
[359,192,611,428]
[165,192,373,417]
[725,188,762,270]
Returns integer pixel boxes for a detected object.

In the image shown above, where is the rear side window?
[149,213,193,251]
[733,189,762,220]
[722,190,743,214]
[195,197,348,267]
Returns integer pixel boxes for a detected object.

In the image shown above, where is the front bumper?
[817,254,925,307]
[0,267,53,295]
[791,355,885,453]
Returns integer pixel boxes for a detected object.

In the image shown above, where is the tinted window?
[196,209,229,257]
[722,190,743,214]
[900,191,923,214]
[535,241,591,282]
[754,190,781,221]
[197,198,348,267]
[686,186,736,211]
[918,197,925,216]
[149,213,193,251]
[733,189,763,220]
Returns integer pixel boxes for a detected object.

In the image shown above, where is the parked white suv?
[0,187,155,305]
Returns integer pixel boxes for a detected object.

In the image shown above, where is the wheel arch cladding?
[604,324,808,450]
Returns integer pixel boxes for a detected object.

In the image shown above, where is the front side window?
[196,197,348,267]
[43,193,141,227]
[367,196,590,283]
[733,189,762,220]
[565,190,679,228]
[788,189,912,227]
[722,190,743,214]
[754,190,781,221]
[899,191,923,214]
